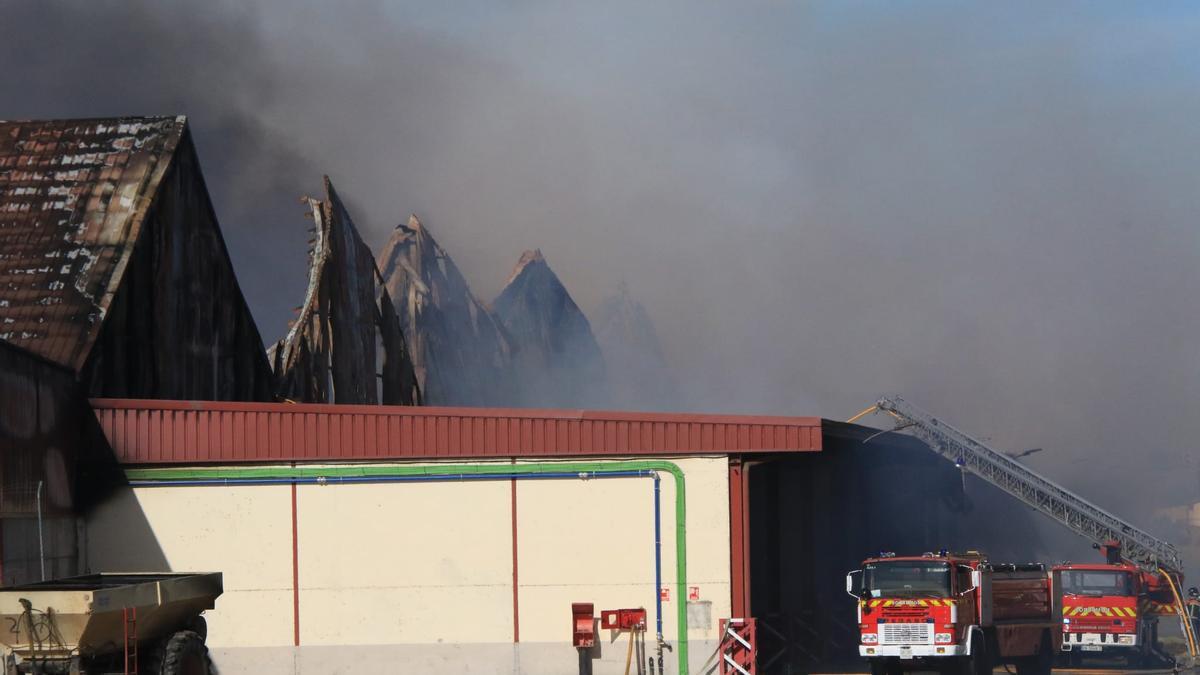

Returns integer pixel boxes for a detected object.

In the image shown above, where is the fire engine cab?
[847,551,1059,675]
[1054,541,1183,667]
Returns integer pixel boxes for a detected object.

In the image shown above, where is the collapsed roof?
[493,249,607,407]
[270,178,420,405]
[377,215,516,405]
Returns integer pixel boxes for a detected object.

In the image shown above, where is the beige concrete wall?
[86,484,295,649]
[83,456,730,675]
[297,479,514,645]
[516,456,730,671]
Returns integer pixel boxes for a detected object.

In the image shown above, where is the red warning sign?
[660,587,670,601]
[688,586,700,601]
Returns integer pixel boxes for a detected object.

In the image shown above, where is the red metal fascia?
[90,399,823,464]
[89,398,823,427]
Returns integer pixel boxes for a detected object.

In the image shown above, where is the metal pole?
[36,480,45,581]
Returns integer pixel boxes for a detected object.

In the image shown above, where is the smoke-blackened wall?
[83,129,275,402]
[0,342,124,583]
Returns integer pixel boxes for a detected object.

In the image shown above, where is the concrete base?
[210,640,718,675]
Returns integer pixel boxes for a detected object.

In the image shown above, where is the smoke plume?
[4,1,1200,568]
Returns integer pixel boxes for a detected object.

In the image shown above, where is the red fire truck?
[847,551,1060,675]
[1054,542,1180,667]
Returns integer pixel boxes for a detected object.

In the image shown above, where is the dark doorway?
[743,421,1044,672]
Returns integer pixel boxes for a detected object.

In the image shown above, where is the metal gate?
[719,618,756,675]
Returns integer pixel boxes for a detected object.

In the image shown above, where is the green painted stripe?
[127,460,692,674]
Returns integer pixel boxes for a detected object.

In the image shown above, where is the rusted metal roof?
[90,398,823,464]
[0,116,185,370]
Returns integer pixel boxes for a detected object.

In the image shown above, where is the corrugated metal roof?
[90,399,823,464]
[0,116,185,370]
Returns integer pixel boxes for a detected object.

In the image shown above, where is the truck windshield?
[863,561,952,598]
[1060,570,1133,597]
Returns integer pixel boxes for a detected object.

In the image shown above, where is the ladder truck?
[851,395,1198,668]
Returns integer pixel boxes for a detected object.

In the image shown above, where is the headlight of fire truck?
[861,633,878,644]
[935,633,953,644]
[1117,634,1135,645]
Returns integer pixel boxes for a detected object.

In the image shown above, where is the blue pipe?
[129,469,667,642]
[654,474,663,639]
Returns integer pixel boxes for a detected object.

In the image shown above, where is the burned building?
[377,215,516,406]
[0,116,273,400]
[492,249,608,408]
[0,114,273,584]
[270,178,420,405]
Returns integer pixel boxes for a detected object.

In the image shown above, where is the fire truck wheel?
[960,639,990,675]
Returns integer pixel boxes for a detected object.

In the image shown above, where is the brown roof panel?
[0,116,185,370]
[90,398,823,464]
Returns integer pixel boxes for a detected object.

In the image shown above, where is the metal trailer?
[0,573,223,675]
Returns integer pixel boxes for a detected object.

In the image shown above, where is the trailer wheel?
[145,630,209,675]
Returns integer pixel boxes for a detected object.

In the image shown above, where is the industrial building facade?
[1,118,1046,674]
[83,399,825,674]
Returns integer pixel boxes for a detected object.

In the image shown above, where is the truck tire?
[960,637,990,675]
[145,630,210,675]
[188,615,208,643]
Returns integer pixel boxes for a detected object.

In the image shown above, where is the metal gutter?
[125,460,692,674]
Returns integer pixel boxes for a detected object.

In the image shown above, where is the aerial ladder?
[849,395,1198,663]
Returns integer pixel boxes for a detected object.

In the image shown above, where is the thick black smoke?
[4,1,1199,571]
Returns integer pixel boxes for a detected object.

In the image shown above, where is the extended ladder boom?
[875,395,1182,571]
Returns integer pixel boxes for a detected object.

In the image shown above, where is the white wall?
[84,456,730,675]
